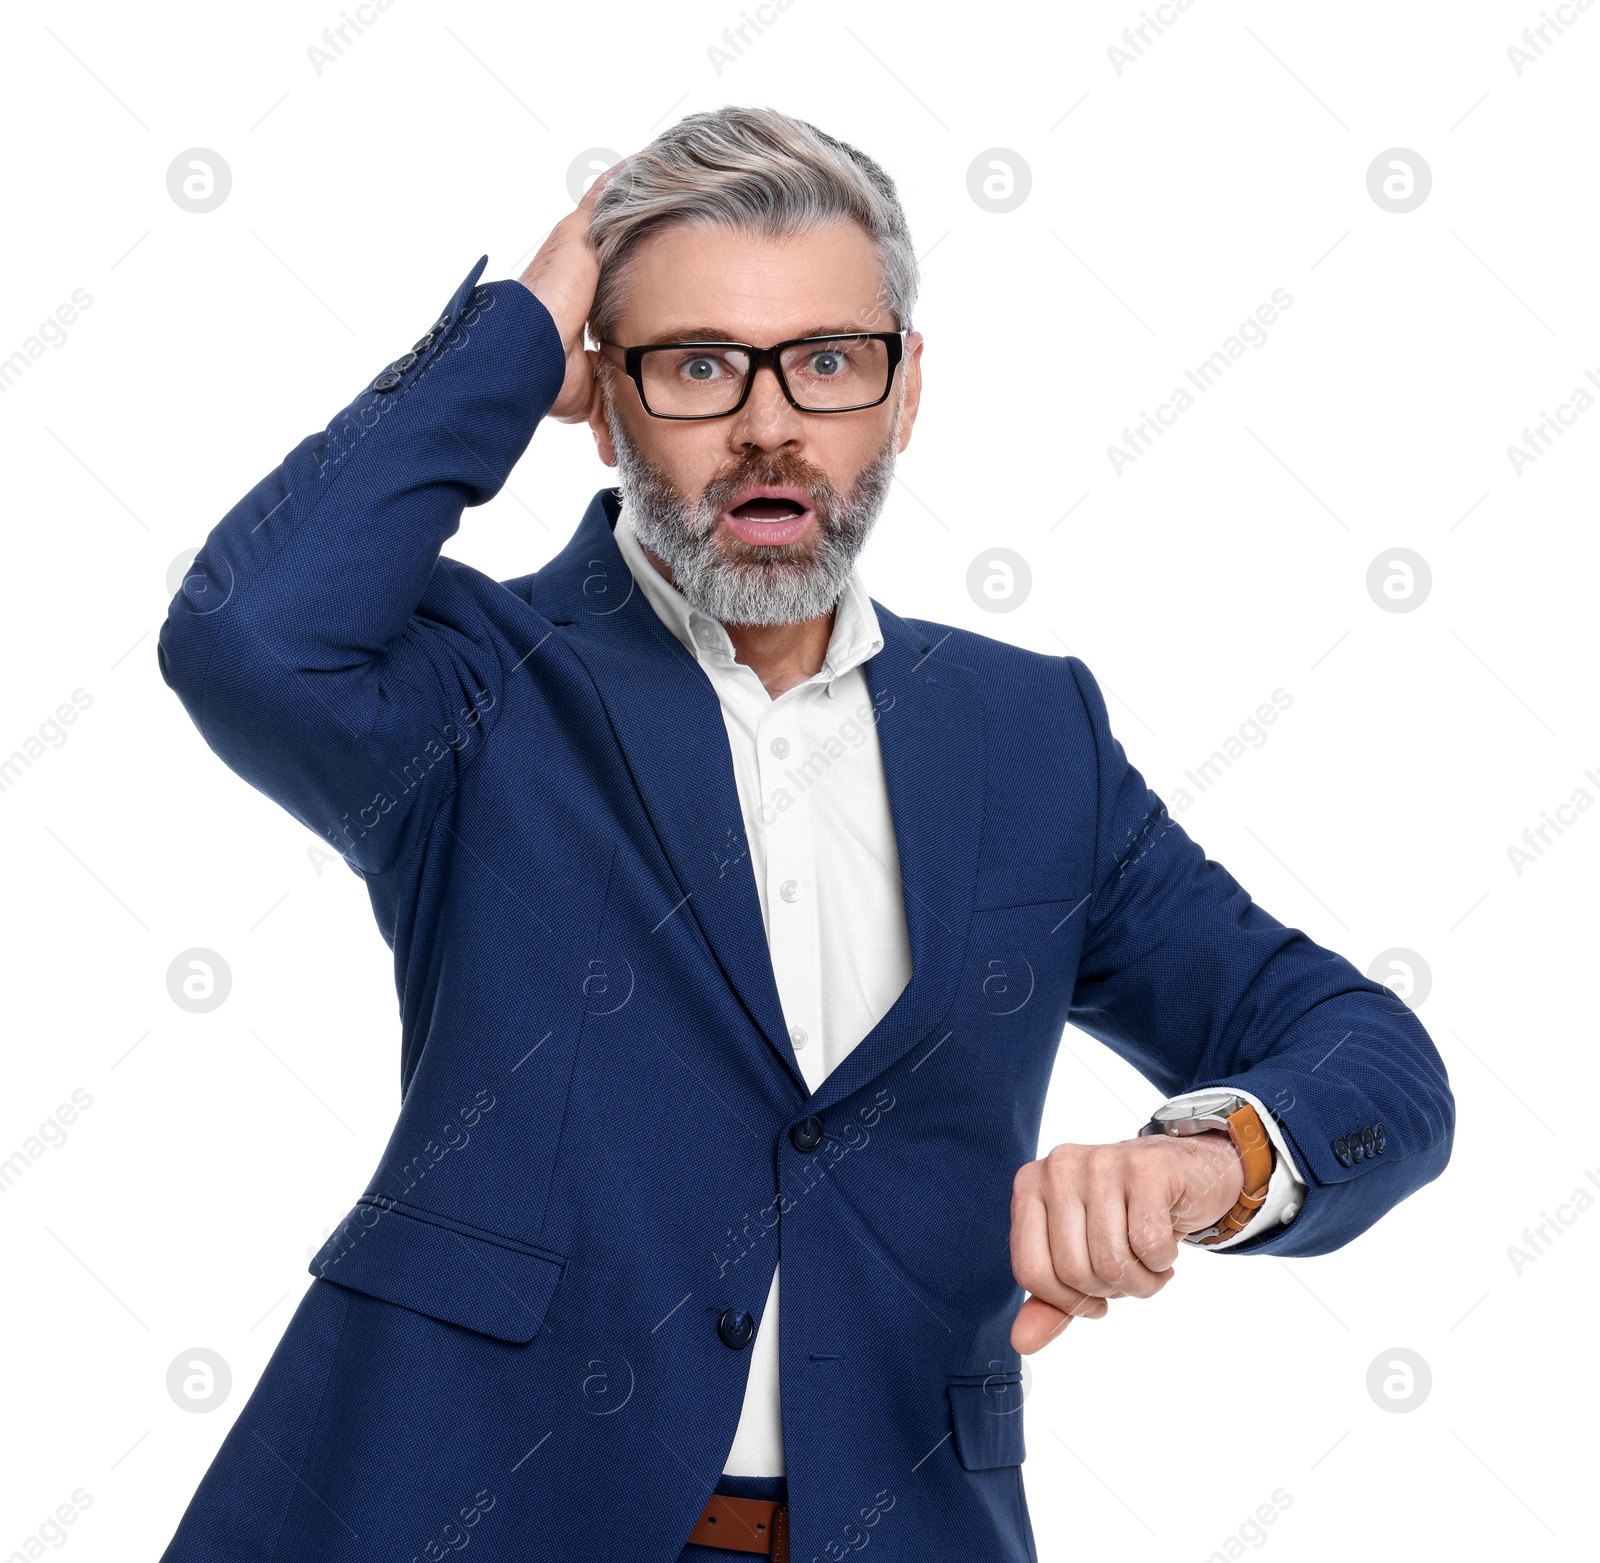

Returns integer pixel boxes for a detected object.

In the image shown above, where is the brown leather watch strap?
[685,1492,789,1560]
[1199,1102,1275,1246]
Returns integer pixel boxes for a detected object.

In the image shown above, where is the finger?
[1012,1170,1106,1323]
[1042,1170,1142,1302]
[1081,1177,1158,1299]
[1039,1178,1108,1300]
[549,348,601,424]
[1010,1295,1067,1354]
[1009,1166,1053,1294]
[1010,1293,1105,1355]
[1126,1174,1181,1277]
[578,153,635,213]
[1081,1173,1164,1299]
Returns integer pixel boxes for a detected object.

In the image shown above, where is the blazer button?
[373,371,403,393]
[790,1116,824,1152]
[1362,1126,1377,1159]
[392,352,418,372]
[718,1308,755,1350]
[1332,1137,1353,1167]
[412,333,435,353]
[1374,1123,1387,1154]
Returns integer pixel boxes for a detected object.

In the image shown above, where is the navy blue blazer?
[155,255,1454,1562]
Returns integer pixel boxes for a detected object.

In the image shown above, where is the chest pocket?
[973,858,1081,912]
[966,859,1086,1025]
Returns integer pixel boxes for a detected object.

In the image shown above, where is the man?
[156,107,1454,1562]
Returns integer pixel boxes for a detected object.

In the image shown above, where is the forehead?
[611,218,886,343]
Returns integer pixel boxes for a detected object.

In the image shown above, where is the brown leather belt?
[684,1492,789,1560]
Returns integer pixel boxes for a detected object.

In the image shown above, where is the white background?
[1,1,1595,1558]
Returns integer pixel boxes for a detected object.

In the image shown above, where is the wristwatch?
[1138,1090,1275,1247]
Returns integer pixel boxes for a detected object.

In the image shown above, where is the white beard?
[605,392,900,627]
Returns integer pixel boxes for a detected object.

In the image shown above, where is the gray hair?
[586,106,917,346]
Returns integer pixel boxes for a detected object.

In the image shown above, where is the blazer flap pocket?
[947,1374,1027,1469]
[974,858,1079,911]
[308,1198,565,1343]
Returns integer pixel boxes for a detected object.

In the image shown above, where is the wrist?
[1180,1128,1244,1206]
[1141,1091,1276,1245]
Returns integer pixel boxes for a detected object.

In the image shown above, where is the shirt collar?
[612,499,884,687]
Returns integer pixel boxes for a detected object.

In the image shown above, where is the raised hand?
[517,157,632,423]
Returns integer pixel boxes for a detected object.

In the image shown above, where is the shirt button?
[769,737,791,759]
[779,879,801,903]
[789,1025,808,1049]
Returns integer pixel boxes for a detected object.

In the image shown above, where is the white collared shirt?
[611,503,1306,1477]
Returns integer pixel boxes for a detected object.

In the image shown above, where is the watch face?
[1152,1089,1239,1125]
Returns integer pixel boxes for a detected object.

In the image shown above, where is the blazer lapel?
[521,490,804,1094]
[516,490,988,1113]
[808,611,986,1117]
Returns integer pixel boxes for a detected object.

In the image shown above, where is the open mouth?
[730,497,806,520]
[720,487,816,547]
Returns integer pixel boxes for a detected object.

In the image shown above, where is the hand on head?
[518,157,633,423]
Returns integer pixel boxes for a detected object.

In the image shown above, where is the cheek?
[633,421,725,500]
[813,420,895,495]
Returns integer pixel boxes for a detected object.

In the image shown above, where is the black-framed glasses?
[601,332,904,419]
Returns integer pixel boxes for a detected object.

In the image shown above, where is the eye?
[678,352,733,382]
[805,348,847,377]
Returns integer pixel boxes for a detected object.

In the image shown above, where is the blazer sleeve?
[156,256,567,877]
[1062,655,1455,1257]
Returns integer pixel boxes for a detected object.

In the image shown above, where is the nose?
[728,360,804,450]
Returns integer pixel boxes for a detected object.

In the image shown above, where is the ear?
[586,352,618,467]
[896,330,925,454]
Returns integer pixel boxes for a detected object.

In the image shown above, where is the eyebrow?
[638,324,881,346]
